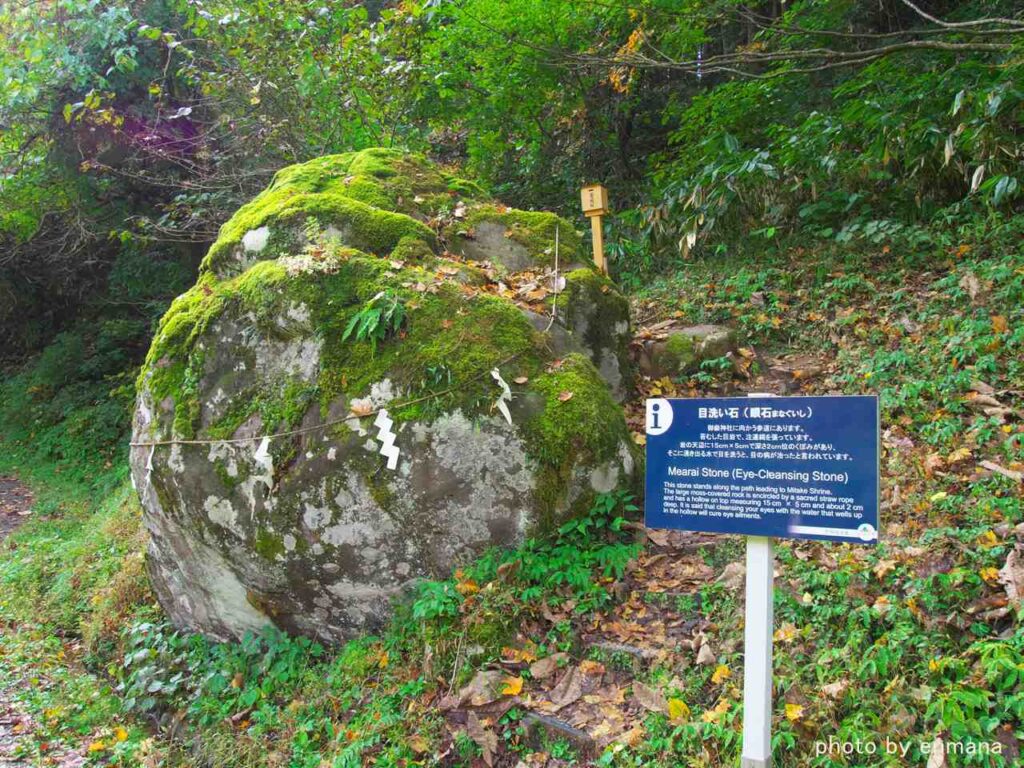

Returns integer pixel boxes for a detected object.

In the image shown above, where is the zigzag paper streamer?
[491,368,513,425]
[375,408,400,470]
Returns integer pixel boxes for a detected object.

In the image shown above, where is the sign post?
[742,535,773,768]
[580,184,609,275]
[743,393,775,768]
[644,394,880,767]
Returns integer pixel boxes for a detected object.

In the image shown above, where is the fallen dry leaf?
[466,711,497,767]
[873,559,897,579]
[947,446,972,464]
[557,391,574,402]
[773,623,798,644]
[617,724,645,747]
[348,400,374,417]
[668,698,690,722]
[711,664,731,685]
[927,737,948,768]
[701,698,731,724]
[529,653,566,680]
[821,679,849,700]
[718,562,745,590]
[979,566,1000,584]
[696,642,716,666]
[454,670,506,708]
[502,676,524,696]
[547,666,584,710]
[998,545,1024,608]
[959,271,981,300]
[632,681,667,714]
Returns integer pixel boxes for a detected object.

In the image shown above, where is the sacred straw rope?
[129,350,529,449]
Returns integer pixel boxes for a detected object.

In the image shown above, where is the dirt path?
[0,477,33,543]
[1,475,33,767]
[0,476,86,767]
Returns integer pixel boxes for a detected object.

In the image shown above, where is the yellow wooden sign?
[580,184,608,216]
[580,184,609,274]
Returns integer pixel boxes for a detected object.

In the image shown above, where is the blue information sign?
[645,395,879,543]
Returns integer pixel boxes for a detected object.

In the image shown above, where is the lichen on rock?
[131,148,638,643]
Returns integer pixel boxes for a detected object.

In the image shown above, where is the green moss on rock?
[447,177,488,199]
[524,354,627,464]
[203,193,437,276]
[254,529,286,561]
[253,148,481,221]
[663,332,697,368]
[522,353,633,523]
[445,204,584,269]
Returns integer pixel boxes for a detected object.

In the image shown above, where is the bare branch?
[899,0,1024,30]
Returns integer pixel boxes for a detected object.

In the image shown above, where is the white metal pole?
[741,535,774,768]
[742,392,775,768]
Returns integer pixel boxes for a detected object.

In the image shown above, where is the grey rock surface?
[130,149,637,643]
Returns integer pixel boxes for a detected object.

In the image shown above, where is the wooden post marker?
[580,184,608,274]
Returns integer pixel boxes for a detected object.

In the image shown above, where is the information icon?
[645,398,674,436]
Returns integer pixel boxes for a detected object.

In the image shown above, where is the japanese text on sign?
[645,396,879,543]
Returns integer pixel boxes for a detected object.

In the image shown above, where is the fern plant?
[342,291,407,353]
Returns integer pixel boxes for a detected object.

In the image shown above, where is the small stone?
[638,324,738,379]
[588,640,657,666]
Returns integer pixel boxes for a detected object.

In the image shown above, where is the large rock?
[130,149,637,643]
[636,324,738,379]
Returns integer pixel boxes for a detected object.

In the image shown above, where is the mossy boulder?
[637,324,738,378]
[130,149,637,643]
